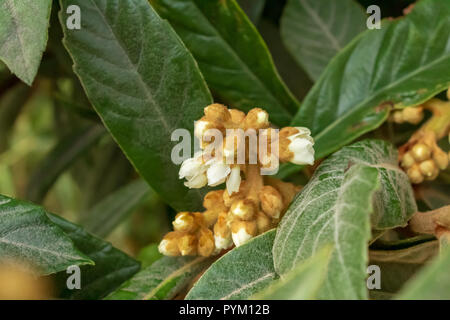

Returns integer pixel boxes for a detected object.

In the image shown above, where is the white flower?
[226,166,241,195]
[179,152,208,189]
[206,160,231,186]
[287,127,315,165]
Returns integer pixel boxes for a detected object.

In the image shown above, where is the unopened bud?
[178,233,197,256]
[158,232,181,256]
[229,109,246,124]
[204,103,231,123]
[172,212,197,233]
[407,165,424,184]
[243,108,269,130]
[391,111,404,123]
[197,228,215,257]
[256,211,272,233]
[401,151,415,169]
[259,186,283,219]
[402,106,423,124]
[231,220,257,247]
[203,190,226,210]
[214,213,233,250]
[419,159,437,178]
[433,148,449,170]
[411,143,431,162]
[230,199,256,221]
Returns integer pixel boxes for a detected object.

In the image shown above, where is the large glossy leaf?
[0,0,52,85]
[396,246,450,300]
[59,0,212,211]
[281,0,366,81]
[369,240,438,295]
[273,140,417,299]
[238,0,266,24]
[186,230,278,300]
[81,179,151,238]
[252,245,332,300]
[292,0,450,160]
[0,194,92,275]
[49,214,140,300]
[152,0,300,126]
[106,256,211,300]
[26,124,106,203]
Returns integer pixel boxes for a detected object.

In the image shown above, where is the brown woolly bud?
[197,228,215,257]
[411,143,431,162]
[194,116,224,142]
[229,109,246,124]
[266,178,301,208]
[407,165,424,184]
[433,148,449,170]
[419,159,437,178]
[230,199,256,221]
[231,220,257,247]
[256,211,272,233]
[259,186,283,219]
[172,212,197,233]
[243,108,269,130]
[178,233,197,256]
[401,151,415,169]
[402,106,423,125]
[204,103,231,123]
[158,231,182,256]
[213,212,233,250]
[203,190,227,210]
[203,210,219,228]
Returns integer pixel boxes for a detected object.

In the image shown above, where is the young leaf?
[396,246,450,300]
[81,179,151,238]
[48,214,140,300]
[0,0,52,85]
[292,0,450,160]
[152,0,300,126]
[26,124,106,203]
[106,256,212,300]
[186,230,278,300]
[369,240,438,295]
[273,140,417,299]
[59,0,213,211]
[0,194,93,275]
[281,0,366,81]
[251,245,332,300]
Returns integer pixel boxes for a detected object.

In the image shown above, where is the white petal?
[184,173,208,188]
[226,166,241,195]
[288,137,315,165]
[232,228,253,247]
[214,234,233,250]
[194,120,209,139]
[207,161,231,186]
[256,110,269,124]
[179,158,203,179]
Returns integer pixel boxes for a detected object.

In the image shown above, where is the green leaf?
[0,0,52,85]
[292,0,450,160]
[370,240,438,295]
[59,0,213,211]
[273,140,417,299]
[186,230,278,300]
[137,243,163,269]
[49,214,140,300]
[396,246,450,300]
[106,256,212,300]
[0,194,93,275]
[25,124,105,203]
[252,245,332,300]
[81,179,151,238]
[152,0,300,126]
[281,0,366,81]
[238,0,266,24]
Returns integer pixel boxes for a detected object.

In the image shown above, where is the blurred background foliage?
[3,0,447,263]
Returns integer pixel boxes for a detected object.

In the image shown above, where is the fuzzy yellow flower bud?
[402,106,423,124]
[213,212,233,250]
[259,186,283,219]
[231,220,257,247]
[229,109,246,124]
[243,108,269,130]
[433,148,449,170]
[407,165,424,184]
[401,151,415,169]
[204,103,231,123]
[197,228,215,257]
[256,211,272,233]
[158,232,182,256]
[203,190,226,210]
[411,143,431,162]
[178,233,198,256]
[419,159,437,178]
[172,212,197,233]
[230,199,256,221]
[391,110,404,123]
